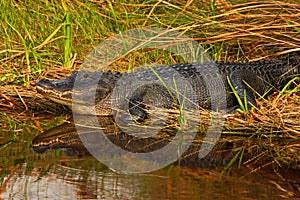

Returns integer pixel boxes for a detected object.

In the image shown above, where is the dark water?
[0,124,299,199]
[1,160,298,200]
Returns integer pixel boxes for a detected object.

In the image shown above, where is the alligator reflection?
[27,116,300,199]
[31,115,236,169]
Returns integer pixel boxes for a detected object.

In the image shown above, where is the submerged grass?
[0,0,299,173]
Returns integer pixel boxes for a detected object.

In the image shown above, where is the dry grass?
[187,1,300,60]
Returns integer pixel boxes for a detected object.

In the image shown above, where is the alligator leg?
[127,84,177,123]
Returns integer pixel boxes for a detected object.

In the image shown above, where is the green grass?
[275,77,300,102]
[227,76,249,113]
[1,0,299,85]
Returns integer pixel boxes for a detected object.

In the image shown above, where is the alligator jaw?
[36,83,100,115]
[36,71,113,115]
[36,78,73,108]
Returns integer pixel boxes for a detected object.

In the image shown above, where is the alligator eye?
[79,73,89,80]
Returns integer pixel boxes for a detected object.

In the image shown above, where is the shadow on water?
[1,114,300,199]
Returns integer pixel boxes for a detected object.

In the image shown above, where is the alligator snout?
[36,78,56,89]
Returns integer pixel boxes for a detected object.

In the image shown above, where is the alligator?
[36,56,300,118]
[32,56,300,169]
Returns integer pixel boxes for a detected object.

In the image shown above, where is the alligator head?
[36,67,180,120]
[36,70,122,115]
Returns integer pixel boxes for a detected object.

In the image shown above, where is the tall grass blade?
[275,77,299,102]
[62,0,72,68]
[6,22,31,86]
[227,76,246,112]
